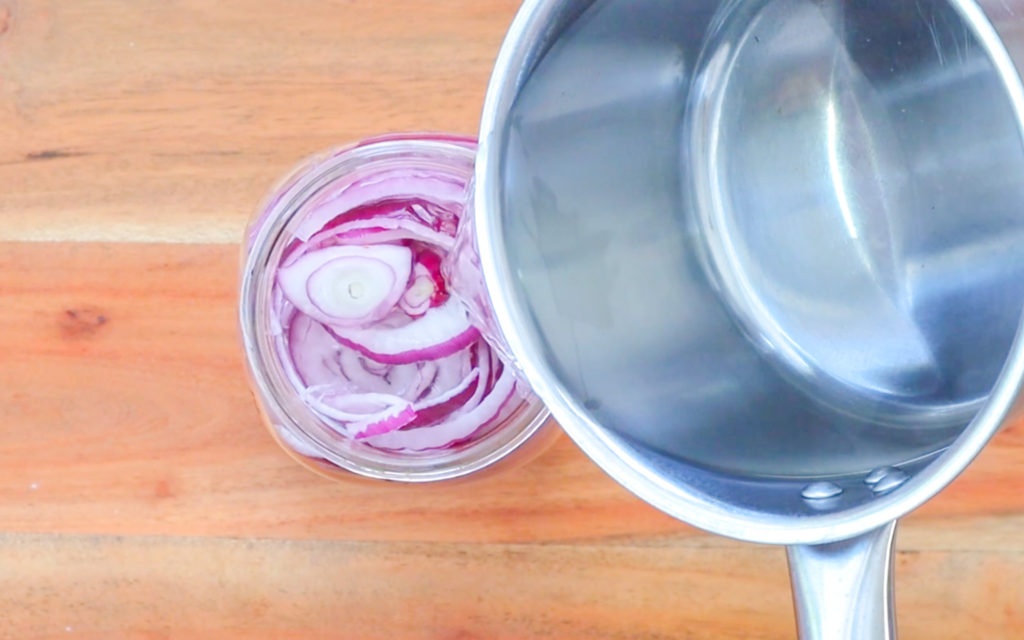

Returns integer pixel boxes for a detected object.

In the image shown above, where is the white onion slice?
[278,245,412,329]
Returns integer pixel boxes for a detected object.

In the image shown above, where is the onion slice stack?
[272,168,523,453]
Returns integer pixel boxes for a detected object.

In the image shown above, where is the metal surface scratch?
[918,3,946,67]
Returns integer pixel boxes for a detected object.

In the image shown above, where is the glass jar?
[239,133,555,483]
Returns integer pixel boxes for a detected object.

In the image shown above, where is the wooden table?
[0,1,1021,638]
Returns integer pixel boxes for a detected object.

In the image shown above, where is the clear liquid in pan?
[500,0,1024,478]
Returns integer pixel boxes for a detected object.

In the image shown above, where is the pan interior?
[497,0,1024,503]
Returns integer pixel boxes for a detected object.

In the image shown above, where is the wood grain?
[0,533,1020,640]
[0,0,515,244]
[0,0,1021,638]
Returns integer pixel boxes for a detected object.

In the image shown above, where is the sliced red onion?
[304,388,416,436]
[285,313,345,389]
[304,389,409,420]
[453,343,491,415]
[399,250,450,317]
[409,202,458,237]
[278,245,412,329]
[319,197,459,233]
[413,368,479,412]
[406,370,482,429]
[417,251,449,307]
[363,357,390,375]
[355,406,418,439]
[305,217,457,255]
[325,298,480,365]
[267,144,534,455]
[408,360,439,401]
[336,348,414,395]
[399,264,435,317]
[364,360,517,451]
[429,344,475,393]
[295,171,467,241]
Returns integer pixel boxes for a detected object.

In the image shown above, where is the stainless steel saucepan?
[471,0,1024,636]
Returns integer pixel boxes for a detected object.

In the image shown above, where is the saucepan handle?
[786,521,898,640]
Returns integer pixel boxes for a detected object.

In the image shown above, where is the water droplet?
[864,467,894,486]
[802,481,842,500]
[871,469,909,494]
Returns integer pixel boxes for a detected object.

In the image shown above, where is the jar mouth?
[239,135,551,482]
